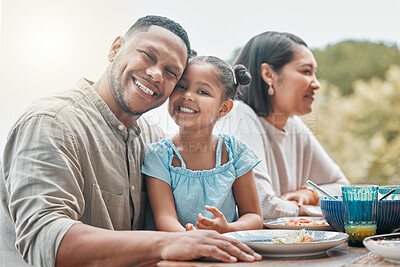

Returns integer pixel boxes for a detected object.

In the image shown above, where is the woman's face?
[270,45,320,117]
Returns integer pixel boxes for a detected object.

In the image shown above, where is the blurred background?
[1,0,399,185]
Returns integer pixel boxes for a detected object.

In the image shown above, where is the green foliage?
[227,47,242,65]
[302,65,400,185]
[313,40,400,96]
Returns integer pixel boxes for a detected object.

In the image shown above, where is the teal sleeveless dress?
[141,134,260,228]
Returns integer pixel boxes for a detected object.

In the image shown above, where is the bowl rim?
[320,196,400,201]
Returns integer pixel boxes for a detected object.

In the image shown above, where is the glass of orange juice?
[342,185,378,247]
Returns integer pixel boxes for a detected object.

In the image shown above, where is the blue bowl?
[321,195,400,234]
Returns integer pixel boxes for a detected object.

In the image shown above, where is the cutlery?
[306,180,336,200]
[379,188,396,201]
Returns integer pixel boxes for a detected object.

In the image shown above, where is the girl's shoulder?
[219,134,261,176]
[146,138,174,153]
[219,134,251,154]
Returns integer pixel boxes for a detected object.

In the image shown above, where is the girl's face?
[168,62,230,130]
[270,45,320,117]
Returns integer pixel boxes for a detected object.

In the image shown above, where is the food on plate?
[286,218,328,226]
[272,229,314,243]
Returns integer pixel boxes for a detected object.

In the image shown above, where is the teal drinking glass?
[342,185,378,247]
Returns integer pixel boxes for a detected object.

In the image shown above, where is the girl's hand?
[195,205,231,233]
[280,188,316,207]
[185,223,196,231]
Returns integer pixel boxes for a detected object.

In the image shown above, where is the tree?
[303,65,400,185]
[227,47,241,65]
[313,40,400,96]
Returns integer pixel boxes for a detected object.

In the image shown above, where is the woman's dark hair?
[189,56,251,100]
[234,31,308,116]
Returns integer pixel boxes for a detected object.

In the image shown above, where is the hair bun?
[233,64,251,86]
[189,49,198,58]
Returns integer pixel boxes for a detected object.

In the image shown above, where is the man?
[0,15,261,266]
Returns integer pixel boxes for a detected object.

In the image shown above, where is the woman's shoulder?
[287,115,314,135]
[232,100,258,117]
[215,101,263,137]
[286,116,321,149]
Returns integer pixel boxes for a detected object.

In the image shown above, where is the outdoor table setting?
[157,184,400,266]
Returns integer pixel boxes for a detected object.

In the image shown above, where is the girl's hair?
[189,56,251,100]
[234,31,308,116]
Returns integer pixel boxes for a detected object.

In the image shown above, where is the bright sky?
[1,0,399,154]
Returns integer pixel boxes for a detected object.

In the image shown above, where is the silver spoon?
[306,180,336,200]
[379,188,396,201]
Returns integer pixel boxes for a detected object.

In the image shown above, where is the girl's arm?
[196,169,263,233]
[230,169,263,231]
[146,175,185,232]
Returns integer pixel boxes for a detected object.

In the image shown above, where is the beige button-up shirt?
[0,79,163,267]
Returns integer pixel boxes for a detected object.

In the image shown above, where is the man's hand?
[56,220,261,267]
[160,230,262,263]
[195,206,230,233]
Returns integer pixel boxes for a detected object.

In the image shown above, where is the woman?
[215,31,350,219]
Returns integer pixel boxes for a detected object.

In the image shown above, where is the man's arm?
[2,114,86,266]
[56,223,261,266]
[3,111,260,266]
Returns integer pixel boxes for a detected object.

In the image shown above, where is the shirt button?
[118,124,124,131]
[131,185,136,191]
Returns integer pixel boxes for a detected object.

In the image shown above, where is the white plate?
[264,217,333,231]
[363,233,400,263]
[223,229,348,257]
[305,206,323,217]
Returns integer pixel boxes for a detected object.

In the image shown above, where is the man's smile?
[134,79,155,96]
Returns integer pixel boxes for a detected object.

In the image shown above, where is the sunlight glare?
[27,24,67,63]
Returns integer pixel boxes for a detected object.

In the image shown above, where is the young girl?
[141,56,263,233]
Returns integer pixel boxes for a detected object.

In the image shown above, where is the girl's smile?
[176,105,198,114]
[169,62,227,130]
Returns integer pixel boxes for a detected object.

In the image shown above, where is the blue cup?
[342,185,378,247]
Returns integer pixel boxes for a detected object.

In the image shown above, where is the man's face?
[108,26,188,116]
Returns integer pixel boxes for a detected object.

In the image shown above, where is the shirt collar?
[76,78,141,139]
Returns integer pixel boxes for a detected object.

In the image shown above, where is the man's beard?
[108,60,149,117]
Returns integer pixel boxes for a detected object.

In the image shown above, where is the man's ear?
[260,63,275,85]
[217,99,234,120]
[108,36,124,62]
